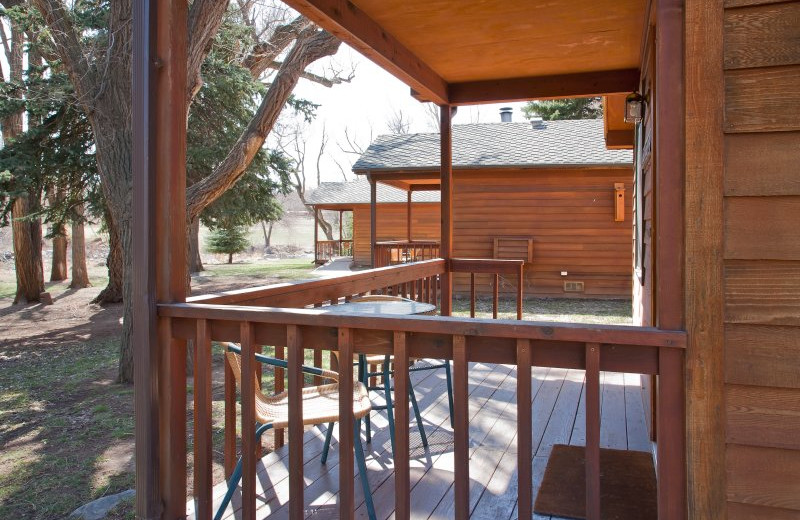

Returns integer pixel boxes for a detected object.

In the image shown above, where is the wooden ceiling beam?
[283,0,449,104]
[448,68,641,105]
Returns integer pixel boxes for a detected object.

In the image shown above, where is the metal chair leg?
[321,421,335,464]
[214,423,272,520]
[359,355,372,443]
[354,419,377,520]
[409,385,428,448]
[383,355,396,454]
[445,360,455,428]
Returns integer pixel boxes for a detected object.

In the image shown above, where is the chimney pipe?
[499,107,513,123]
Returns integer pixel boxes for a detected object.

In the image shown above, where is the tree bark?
[69,203,91,289]
[92,211,125,303]
[188,217,204,273]
[50,222,68,281]
[11,197,45,303]
[228,252,233,264]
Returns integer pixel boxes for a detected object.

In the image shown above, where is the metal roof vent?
[530,117,545,129]
[499,107,513,122]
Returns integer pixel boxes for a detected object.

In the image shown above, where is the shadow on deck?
[189,361,651,519]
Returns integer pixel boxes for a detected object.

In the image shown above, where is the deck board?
[191,364,651,520]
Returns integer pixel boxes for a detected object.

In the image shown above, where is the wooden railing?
[315,239,353,264]
[373,240,440,268]
[160,299,686,520]
[450,258,524,319]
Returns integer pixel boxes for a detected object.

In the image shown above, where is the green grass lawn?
[199,258,315,280]
[0,338,135,520]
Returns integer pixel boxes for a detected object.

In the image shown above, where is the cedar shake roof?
[306,178,440,206]
[352,119,633,172]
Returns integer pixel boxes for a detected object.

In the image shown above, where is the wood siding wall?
[351,204,440,265]
[451,169,633,298]
[722,1,800,517]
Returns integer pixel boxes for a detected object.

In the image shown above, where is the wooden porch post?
[407,189,412,242]
[339,209,343,254]
[314,207,319,263]
[132,1,188,518]
[370,176,377,267]
[440,105,454,315]
[655,0,687,518]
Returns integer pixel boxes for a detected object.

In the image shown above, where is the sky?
[285,45,528,186]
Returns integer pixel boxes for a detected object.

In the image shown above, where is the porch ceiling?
[284,0,646,104]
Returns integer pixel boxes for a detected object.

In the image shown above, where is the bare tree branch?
[386,107,411,134]
[186,28,341,220]
[242,15,311,78]
[338,126,372,156]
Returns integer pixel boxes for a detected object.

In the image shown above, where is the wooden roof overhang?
[283,0,646,105]
[356,162,634,191]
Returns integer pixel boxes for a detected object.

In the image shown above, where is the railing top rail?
[159,302,687,349]
[187,258,445,306]
[450,258,524,274]
[374,240,440,245]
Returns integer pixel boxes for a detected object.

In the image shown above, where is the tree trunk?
[11,197,45,304]
[50,222,68,281]
[69,204,91,289]
[188,217,204,273]
[3,18,43,304]
[228,252,233,264]
[261,220,273,249]
[92,213,124,304]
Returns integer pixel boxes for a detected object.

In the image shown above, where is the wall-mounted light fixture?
[624,92,645,124]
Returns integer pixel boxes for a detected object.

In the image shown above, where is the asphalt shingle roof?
[306,178,440,206]
[352,119,632,171]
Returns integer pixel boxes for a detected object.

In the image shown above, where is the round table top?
[319,300,436,316]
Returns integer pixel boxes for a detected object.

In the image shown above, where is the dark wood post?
[655,0,687,518]
[440,105,454,315]
[314,207,319,263]
[370,176,377,268]
[407,189,412,242]
[132,1,188,518]
[339,209,343,255]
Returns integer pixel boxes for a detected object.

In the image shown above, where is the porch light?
[624,92,644,123]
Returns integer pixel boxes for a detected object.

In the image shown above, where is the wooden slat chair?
[216,344,376,520]
[322,295,454,457]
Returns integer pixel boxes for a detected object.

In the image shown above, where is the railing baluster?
[516,339,533,518]
[453,334,469,519]
[224,333,237,477]
[275,345,285,448]
[288,325,304,519]
[493,273,499,319]
[194,319,213,520]
[313,348,323,385]
[470,273,476,318]
[338,328,355,519]
[585,342,601,520]
[517,264,524,320]
[394,331,411,519]
[240,321,257,520]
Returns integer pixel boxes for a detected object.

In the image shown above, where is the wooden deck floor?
[193,361,651,519]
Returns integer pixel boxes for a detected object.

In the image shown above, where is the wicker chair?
[215,344,376,520]
[323,295,454,457]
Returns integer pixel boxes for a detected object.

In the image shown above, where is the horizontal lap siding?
[452,169,633,298]
[723,1,800,516]
[352,204,440,265]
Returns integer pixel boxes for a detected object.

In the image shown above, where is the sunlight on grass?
[199,258,314,280]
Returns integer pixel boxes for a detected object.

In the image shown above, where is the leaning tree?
[32,0,346,382]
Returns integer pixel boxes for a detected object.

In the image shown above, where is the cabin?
[132,1,800,519]
[310,119,634,299]
[305,179,440,266]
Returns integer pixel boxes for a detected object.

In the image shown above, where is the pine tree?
[522,97,602,120]
[206,226,250,264]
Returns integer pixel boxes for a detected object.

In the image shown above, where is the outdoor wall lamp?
[624,92,645,124]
